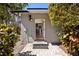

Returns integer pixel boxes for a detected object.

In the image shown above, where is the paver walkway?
[19,43,68,56]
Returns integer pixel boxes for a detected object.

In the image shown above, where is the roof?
[27,8,48,10]
[11,10,29,13]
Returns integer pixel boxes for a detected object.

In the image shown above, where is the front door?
[36,23,44,41]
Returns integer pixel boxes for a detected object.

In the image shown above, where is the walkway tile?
[20,43,68,56]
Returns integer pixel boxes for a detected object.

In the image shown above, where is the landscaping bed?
[59,45,71,56]
[59,35,79,56]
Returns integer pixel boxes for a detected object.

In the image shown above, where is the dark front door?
[36,23,44,41]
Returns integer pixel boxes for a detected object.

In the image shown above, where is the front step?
[33,41,49,49]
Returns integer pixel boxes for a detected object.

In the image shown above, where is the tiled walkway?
[19,43,68,56]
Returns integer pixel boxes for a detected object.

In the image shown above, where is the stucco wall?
[21,13,59,43]
[21,13,35,43]
[45,15,59,43]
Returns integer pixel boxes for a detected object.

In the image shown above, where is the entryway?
[35,19,45,41]
[36,23,44,41]
[34,19,47,49]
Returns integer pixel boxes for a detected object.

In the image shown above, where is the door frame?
[35,19,45,41]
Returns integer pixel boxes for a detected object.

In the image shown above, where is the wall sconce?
[29,15,32,21]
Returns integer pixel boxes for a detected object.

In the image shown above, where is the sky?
[23,3,48,10]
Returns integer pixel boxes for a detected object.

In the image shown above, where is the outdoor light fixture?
[29,15,32,21]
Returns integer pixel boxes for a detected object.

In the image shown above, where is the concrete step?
[33,41,49,49]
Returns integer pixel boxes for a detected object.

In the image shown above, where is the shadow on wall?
[17,51,36,56]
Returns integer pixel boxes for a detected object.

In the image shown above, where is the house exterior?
[20,7,59,44]
[11,4,60,55]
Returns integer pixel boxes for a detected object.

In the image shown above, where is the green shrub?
[48,3,79,55]
[0,24,18,56]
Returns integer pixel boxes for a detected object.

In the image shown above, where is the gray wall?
[21,13,35,43]
[21,13,59,43]
[45,15,59,43]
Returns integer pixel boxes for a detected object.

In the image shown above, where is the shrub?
[0,24,18,56]
[48,3,79,55]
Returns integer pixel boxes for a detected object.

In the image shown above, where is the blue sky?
[23,3,48,10]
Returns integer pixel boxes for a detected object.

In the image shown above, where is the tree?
[0,3,27,24]
[48,3,79,38]
[0,3,27,56]
[48,3,79,55]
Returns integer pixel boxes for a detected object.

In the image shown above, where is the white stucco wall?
[21,13,35,43]
[21,13,59,43]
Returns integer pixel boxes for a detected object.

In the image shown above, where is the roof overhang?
[10,10,29,16]
[11,8,48,14]
[27,8,48,13]
[28,10,48,13]
[10,10,29,13]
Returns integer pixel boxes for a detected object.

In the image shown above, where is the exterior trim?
[27,8,48,10]
[11,10,29,13]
